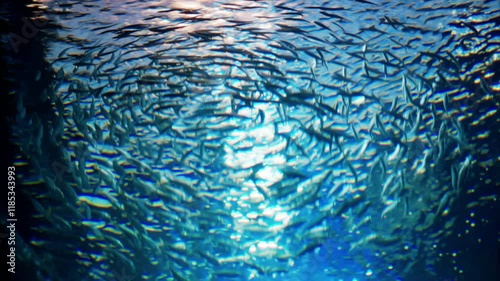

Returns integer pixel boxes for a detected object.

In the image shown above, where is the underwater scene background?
[1,0,498,281]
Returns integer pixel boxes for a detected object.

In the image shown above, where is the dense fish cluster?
[10,0,499,280]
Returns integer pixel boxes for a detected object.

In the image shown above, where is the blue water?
[2,1,499,281]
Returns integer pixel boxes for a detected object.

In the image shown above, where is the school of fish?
[9,0,499,280]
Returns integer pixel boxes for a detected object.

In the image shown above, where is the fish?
[6,0,498,281]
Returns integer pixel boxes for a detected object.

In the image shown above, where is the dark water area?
[1,1,50,280]
[1,1,499,281]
